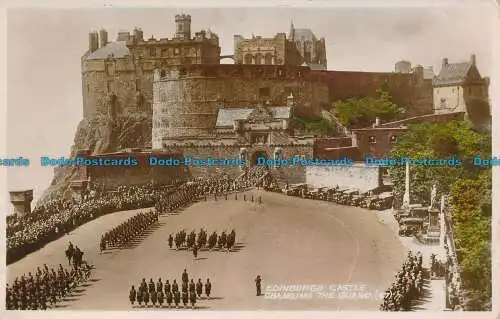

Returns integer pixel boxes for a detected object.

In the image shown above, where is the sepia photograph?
[3,3,494,313]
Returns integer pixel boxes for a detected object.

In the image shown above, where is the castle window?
[107,81,113,93]
[369,136,376,144]
[179,68,186,76]
[174,48,180,55]
[160,70,166,78]
[136,79,141,90]
[150,48,156,57]
[161,49,168,57]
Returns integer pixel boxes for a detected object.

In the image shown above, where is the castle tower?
[88,31,99,52]
[289,20,295,40]
[99,29,108,48]
[175,14,192,40]
[152,67,219,148]
[9,189,33,217]
[133,27,144,42]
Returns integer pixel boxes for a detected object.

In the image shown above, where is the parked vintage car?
[398,217,424,236]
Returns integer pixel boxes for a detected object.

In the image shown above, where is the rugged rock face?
[71,113,152,155]
[37,114,152,205]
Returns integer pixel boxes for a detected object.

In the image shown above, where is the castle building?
[288,21,327,70]
[233,21,327,70]
[82,14,221,118]
[433,54,490,114]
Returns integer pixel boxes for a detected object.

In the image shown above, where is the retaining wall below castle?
[306,164,381,192]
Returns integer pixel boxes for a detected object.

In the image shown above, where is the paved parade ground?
[7,190,406,310]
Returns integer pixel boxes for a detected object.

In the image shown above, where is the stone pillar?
[239,148,248,169]
[9,190,33,217]
[402,161,410,208]
[440,195,446,247]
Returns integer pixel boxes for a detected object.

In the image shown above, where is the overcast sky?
[6,5,495,207]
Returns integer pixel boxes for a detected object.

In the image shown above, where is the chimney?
[88,31,99,53]
[442,58,448,67]
[99,29,108,48]
[470,54,476,66]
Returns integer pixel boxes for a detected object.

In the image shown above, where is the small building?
[433,54,490,115]
[9,189,33,217]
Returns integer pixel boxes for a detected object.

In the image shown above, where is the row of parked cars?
[281,184,394,211]
[394,204,441,240]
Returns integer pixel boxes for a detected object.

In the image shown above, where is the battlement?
[175,14,192,22]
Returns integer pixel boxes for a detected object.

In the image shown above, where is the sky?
[5,5,495,210]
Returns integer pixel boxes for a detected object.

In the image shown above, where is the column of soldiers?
[168,229,237,254]
[6,245,93,310]
[129,269,212,309]
[100,210,159,251]
[379,251,425,311]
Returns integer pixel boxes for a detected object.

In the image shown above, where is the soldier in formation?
[380,251,425,311]
[170,229,236,252]
[100,210,159,251]
[129,270,212,309]
[6,258,93,310]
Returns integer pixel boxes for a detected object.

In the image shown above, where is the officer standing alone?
[255,275,262,296]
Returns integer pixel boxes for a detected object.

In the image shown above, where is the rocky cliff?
[37,113,152,205]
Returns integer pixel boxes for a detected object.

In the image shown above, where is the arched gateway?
[250,150,270,166]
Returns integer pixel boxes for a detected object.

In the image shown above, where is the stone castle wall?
[306,164,382,192]
[83,62,433,121]
[325,71,434,117]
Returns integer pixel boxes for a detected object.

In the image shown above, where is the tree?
[331,90,404,129]
[389,120,491,310]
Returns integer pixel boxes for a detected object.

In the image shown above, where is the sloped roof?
[86,41,130,60]
[292,28,316,42]
[433,62,471,86]
[216,106,291,127]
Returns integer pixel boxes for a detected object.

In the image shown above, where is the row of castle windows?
[149,47,196,57]
[243,53,281,65]
[368,135,397,144]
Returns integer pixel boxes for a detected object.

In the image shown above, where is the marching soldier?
[255,275,262,296]
[129,285,136,306]
[205,278,212,299]
[193,244,198,259]
[196,279,203,298]
[189,279,196,293]
[156,278,163,293]
[182,269,189,284]
[148,278,155,294]
[182,280,188,294]
[164,280,171,294]
[168,234,173,249]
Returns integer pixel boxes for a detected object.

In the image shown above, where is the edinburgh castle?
[82,14,434,123]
